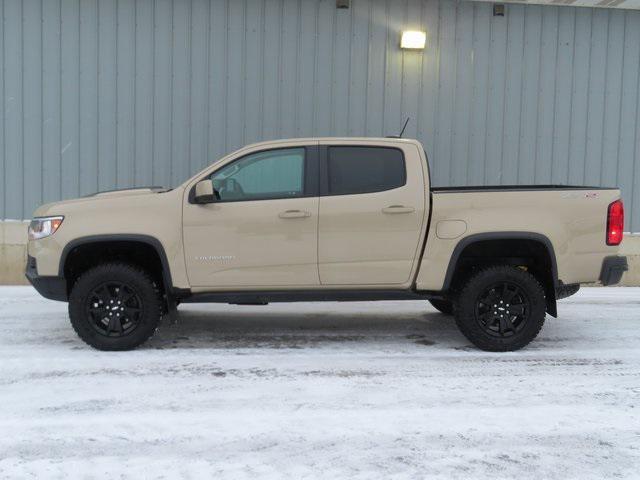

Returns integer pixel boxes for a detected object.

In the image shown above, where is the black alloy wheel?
[69,263,163,351]
[85,282,144,337]
[475,281,529,337]
[453,266,546,352]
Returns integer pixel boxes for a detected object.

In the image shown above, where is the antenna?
[399,117,410,138]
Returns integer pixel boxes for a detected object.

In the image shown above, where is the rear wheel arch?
[443,232,558,316]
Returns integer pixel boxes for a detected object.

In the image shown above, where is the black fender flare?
[59,234,174,297]
[442,231,559,316]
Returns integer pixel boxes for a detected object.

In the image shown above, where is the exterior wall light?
[400,30,426,50]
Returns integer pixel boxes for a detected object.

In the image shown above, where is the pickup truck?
[26,138,628,352]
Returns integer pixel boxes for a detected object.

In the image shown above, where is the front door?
[183,146,320,288]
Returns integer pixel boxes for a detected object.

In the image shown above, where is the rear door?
[317,141,427,285]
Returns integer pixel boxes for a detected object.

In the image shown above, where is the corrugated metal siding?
[2,0,640,230]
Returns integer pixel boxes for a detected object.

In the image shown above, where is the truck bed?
[416,183,623,292]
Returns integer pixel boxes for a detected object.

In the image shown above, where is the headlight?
[28,216,64,240]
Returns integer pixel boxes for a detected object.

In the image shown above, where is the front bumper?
[25,255,67,302]
[599,255,628,286]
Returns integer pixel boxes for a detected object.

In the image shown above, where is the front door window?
[211,148,305,202]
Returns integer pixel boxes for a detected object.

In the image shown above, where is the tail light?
[606,200,624,246]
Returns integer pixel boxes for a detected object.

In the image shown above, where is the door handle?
[278,209,311,219]
[382,205,415,214]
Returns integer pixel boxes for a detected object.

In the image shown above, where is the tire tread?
[68,262,163,351]
[453,266,546,352]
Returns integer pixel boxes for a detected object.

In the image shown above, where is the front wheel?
[68,263,162,351]
[453,266,546,352]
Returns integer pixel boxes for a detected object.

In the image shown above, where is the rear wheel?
[428,299,453,315]
[453,266,546,352]
[69,263,162,351]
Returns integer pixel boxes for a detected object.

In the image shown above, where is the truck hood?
[87,186,172,198]
[32,186,173,217]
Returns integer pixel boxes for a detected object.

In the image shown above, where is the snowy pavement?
[0,286,639,479]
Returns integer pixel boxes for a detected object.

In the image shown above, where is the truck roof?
[240,137,423,150]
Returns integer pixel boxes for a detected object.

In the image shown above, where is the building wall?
[2,0,640,231]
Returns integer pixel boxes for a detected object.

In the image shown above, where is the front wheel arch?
[60,235,174,305]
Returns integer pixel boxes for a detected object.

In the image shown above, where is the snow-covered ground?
[0,286,638,479]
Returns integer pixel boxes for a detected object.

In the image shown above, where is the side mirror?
[194,179,216,204]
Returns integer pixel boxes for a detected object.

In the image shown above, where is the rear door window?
[325,146,406,195]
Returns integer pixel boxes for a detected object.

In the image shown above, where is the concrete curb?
[0,221,29,285]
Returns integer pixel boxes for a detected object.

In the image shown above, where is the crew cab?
[26,138,628,351]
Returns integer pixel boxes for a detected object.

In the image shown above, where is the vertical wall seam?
[241,0,247,143]
[133,0,137,183]
[205,0,210,168]
[481,4,492,184]
[498,8,510,184]
[77,0,81,196]
[630,19,640,232]
[94,0,99,190]
[380,0,388,135]
[187,0,192,172]
[39,0,44,205]
[548,7,560,182]
[169,0,174,182]
[96,0,100,187]
[1,0,4,218]
[515,9,526,183]
[313,0,318,133]
[465,3,476,185]
[582,10,593,184]
[598,10,610,185]
[151,0,156,181]
[614,15,625,186]
[399,1,406,134]
[115,0,119,186]
[533,8,544,182]
[433,0,442,182]
[415,0,425,141]
[0,0,7,218]
[20,0,24,217]
[313,0,319,134]
[275,0,284,137]
[259,0,266,138]
[350,0,365,136]
[363,0,372,135]
[330,3,336,134]
[567,9,576,181]
[448,0,460,185]
[223,0,228,152]
[58,0,62,199]
[294,0,301,136]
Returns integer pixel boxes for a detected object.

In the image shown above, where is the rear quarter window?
[326,146,406,195]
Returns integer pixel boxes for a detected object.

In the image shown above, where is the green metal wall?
[2,0,640,230]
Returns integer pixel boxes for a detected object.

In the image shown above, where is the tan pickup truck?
[26,138,627,352]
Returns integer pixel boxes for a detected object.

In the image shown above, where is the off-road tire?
[429,299,453,315]
[453,266,546,352]
[69,263,162,351]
